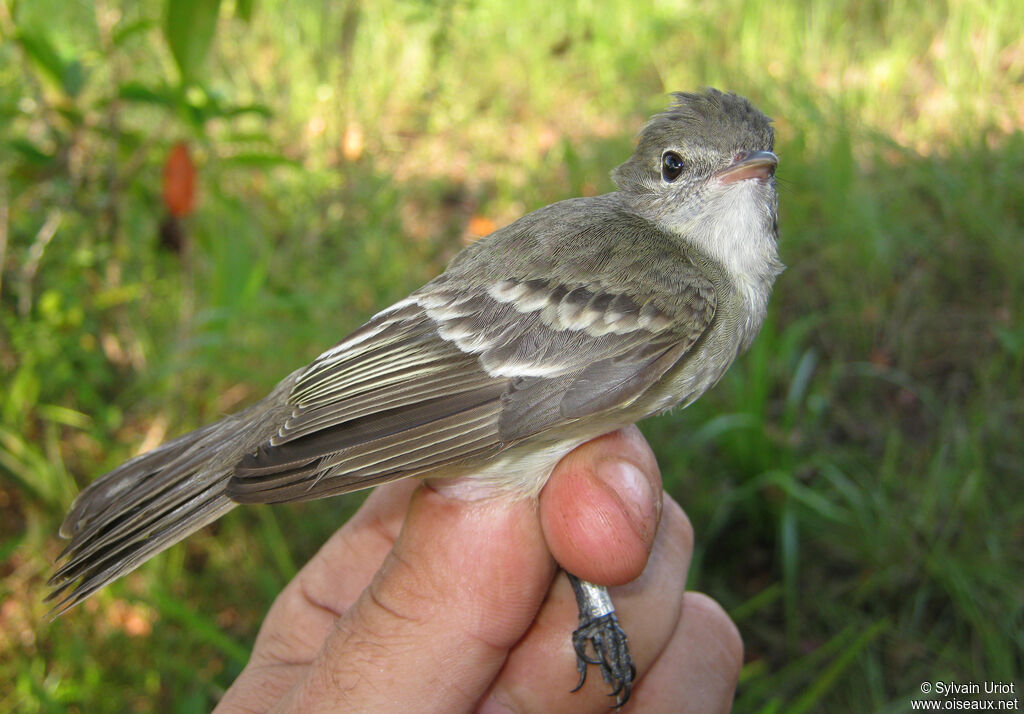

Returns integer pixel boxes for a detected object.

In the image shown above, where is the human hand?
[215,426,742,713]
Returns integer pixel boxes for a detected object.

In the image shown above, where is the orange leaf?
[467,215,496,237]
[163,141,197,218]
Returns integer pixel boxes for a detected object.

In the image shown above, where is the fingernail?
[596,459,658,540]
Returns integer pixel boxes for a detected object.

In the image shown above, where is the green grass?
[2,0,1022,711]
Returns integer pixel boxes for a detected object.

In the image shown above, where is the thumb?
[540,426,663,585]
[279,485,556,712]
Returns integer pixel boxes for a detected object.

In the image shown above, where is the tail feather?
[57,423,218,540]
[47,421,239,616]
[48,375,301,616]
[47,489,234,616]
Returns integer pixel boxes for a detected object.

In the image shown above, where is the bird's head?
[614,89,782,296]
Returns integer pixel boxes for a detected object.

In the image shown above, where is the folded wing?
[228,263,716,503]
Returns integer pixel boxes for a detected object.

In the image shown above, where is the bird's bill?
[715,150,778,184]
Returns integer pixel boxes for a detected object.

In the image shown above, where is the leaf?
[220,152,300,168]
[117,81,182,108]
[221,130,274,145]
[6,138,55,166]
[55,104,85,126]
[235,0,255,23]
[16,26,86,98]
[94,284,144,309]
[163,142,197,218]
[164,0,223,83]
[184,96,273,122]
[220,102,273,119]
[16,27,65,89]
[16,26,88,98]
[37,404,92,429]
[112,18,157,47]
[60,59,87,98]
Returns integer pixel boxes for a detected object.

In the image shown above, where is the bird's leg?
[567,573,635,708]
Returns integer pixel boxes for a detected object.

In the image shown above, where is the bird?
[49,88,782,707]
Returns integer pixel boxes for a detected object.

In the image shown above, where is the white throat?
[677,181,783,346]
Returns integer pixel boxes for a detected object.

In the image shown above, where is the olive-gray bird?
[50,88,782,706]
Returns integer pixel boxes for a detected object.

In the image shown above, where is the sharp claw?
[570,612,635,709]
[571,666,587,693]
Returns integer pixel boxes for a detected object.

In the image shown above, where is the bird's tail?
[46,419,239,616]
[47,377,296,616]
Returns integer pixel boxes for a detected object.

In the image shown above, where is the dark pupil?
[662,152,684,181]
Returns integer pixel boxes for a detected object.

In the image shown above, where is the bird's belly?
[426,436,589,500]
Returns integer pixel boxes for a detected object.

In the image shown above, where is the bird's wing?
[227,262,716,504]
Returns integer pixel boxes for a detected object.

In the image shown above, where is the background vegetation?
[1,0,1021,711]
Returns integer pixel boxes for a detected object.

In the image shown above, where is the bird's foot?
[570,611,636,708]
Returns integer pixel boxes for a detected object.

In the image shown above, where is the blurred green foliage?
[1,0,1022,711]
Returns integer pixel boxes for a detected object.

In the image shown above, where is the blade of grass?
[788,618,890,714]
[147,589,250,665]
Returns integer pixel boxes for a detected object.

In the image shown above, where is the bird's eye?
[661,151,685,182]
